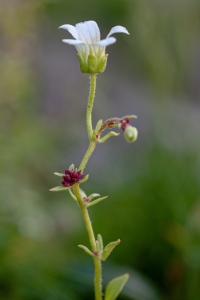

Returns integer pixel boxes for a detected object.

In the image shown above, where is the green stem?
[73,184,102,300]
[73,74,102,300]
[73,184,96,250]
[86,74,97,140]
[94,257,102,300]
[79,140,96,172]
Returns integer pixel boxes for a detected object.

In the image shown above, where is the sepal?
[97,54,108,74]
[101,239,120,261]
[105,273,129,300]
[95,119,103,132]
[77,54,88,73]
[54,172,65,177]
[88,193,100,201]
[123,114,137,119]
[79,174,89,184]
[49,186,69,192]
[69,164,75,170]
[87,196,108,207]
[97,234,103,253]
[98,131,120,143]
[78,245,95,257]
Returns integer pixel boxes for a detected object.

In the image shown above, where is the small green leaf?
[105,273,129,300]
[69,164,74,170]
[98,132,120,144]
[88,193,100,201]
[78,245,94,257]
[101,239,120,261]
[79,174,89,184]
[87,196,108,207]
[96,240,100,252]
[95,119,103,131]
[49,186,69,192]
[54,172,65,177]
[123,114,137,119]
[97,234,103,252]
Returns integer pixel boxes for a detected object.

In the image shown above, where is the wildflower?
[59,20,129,74]
[62,169,84,187]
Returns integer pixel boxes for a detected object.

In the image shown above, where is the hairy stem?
[74,74,102,300]
[86,74,96,140]
[73,184,96,250]
[73,183,102,300]
[79,140,96,172]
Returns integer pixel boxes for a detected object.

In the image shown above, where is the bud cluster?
[62,169,84,187]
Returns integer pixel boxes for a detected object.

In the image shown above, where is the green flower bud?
[123,125,138,143]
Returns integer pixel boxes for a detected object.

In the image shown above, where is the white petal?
[62,39,85,46]
[59,24,79,40]
[75,22,90,44]
[107,26,130,38]
[62,39,89,61]
[76,20,100,44]
[94,37,116,47]
[85,21,100,43]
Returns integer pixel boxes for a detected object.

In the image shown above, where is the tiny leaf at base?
[105,273,129,300]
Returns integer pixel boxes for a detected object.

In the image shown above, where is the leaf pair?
[78,234,120,261]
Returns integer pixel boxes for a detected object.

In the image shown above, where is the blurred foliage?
[0,0,200,299]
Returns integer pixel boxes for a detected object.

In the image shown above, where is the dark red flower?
[62,169,84,187]
[120,117,130,131]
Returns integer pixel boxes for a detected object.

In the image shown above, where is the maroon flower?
[120,117,130,131]
[62,169,84,187]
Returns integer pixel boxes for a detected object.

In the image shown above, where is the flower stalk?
[73,183,103,300]
[86,74,97,141]
[51,20,136,300]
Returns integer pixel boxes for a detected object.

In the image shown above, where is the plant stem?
[94,256,102,300]
[73,184,96,250]
[86,74,96,141]
[73,183,102,300]
[73,74,102,300]
[79,140,96,172]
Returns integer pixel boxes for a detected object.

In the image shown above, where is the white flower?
[59,20,130,74]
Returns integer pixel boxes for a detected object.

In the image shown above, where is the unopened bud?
[123,125,138,143]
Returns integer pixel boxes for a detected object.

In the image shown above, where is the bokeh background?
[1,0,200,299]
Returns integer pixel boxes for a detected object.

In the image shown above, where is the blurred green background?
[0,0,200,299]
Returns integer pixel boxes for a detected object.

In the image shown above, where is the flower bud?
[123,125,138,143]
